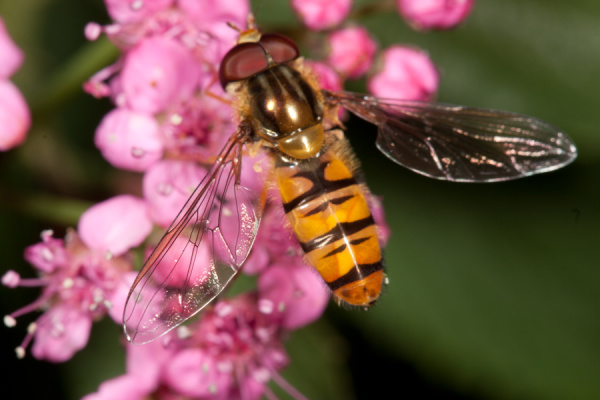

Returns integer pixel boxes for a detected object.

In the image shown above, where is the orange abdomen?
[274,143,385,307]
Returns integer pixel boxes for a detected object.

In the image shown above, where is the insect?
[123,22,577,344]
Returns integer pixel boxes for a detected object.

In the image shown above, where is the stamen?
[270,369,309,400]
[4,315,16,327]
[8,299,44,319]
[258,299,274,314]
[15,346,25,359]
[2,270,20,288]
[62,278,74,289]
[40,230,54,242]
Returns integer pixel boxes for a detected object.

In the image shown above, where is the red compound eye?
[259,33,300,64]
[219,43,268,89]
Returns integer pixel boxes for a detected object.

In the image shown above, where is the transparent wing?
[123,128,263,344]
[326,91,577,182]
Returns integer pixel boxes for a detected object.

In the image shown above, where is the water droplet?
[130,0,143,11]
[157,182,172,196]
[131,147,146,158]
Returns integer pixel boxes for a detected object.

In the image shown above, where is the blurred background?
[0,0,598,399]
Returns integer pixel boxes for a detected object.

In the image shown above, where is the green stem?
[30,37,119,116]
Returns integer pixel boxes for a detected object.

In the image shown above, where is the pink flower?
[397,0,475,30]
[78,195,153,256]
[368,45,439,101]
[2,230,133,361]
[326,26,377,79]
[94,108,164,171]
[291,0,352,31]
[86,294,302,400]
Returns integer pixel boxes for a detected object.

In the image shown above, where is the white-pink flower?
[85,294,298,400]
[2,230,133,361]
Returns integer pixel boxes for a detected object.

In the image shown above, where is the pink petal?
[326,26,377,79]
[142,159,206,227]
[291,0,352,31]
[23,235,68,273]
[258,261,330,330]
[368,45,439,101]
[305,61,343,92]
[163,348,233,397]
[107,271,137,323]
[78,195,153,256]
[104,0,174,24]
[0,80,30,151]
[397,0,475,30]
[121,36,202,114]
[31,305,92,362]
[94,107,164,171]
[0,18,24,79]
[82,374,152,400]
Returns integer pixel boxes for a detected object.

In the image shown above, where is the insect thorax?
[246,64,325,160]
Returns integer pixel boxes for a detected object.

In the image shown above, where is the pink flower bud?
[142,159,206,227]
[305,60,343,92]
[78,195,153,256]
[94,108,164,171]
[0,80,30,151]
[291,0,352,31]
[397,0,474,30]
[164,348,233,397]
[104,0,174,24]
[121,36,202,114]
[326,26,377,79]
[0,18,23,79]
[258,262,329,330]
[368,45,439,101]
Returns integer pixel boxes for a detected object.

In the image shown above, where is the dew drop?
[130,0,143,11]
[157,182,173,196]
[131,147,146,158]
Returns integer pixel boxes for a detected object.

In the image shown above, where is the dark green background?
[0,1,598,399]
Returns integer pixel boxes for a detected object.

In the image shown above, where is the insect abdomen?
[274,142,385,307]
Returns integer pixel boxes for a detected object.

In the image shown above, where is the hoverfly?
[123,21,577,344]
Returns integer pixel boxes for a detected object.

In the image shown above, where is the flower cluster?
[0,17,30,151]
[3,0,473,398]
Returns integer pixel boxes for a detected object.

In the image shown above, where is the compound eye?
[259,33,300,63]
[219,43,268,89]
